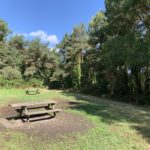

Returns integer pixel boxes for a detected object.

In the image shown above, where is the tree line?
[0,20,62,88]
[0,0,150,104]
[58,0,150,104]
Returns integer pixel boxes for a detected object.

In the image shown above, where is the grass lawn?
[0,88,150,150]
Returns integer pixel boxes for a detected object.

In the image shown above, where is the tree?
[9,35,26,51]
[0,19,10,42]
[58,24,89,88]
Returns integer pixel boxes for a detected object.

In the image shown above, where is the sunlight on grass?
[0,88,150,150]
[0,88,76,106]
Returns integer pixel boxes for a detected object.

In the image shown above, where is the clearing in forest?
[0,89,150,150]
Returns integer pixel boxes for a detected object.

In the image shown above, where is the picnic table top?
[26,89,39,92]
[9,101,57,108]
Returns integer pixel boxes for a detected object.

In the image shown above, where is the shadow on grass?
[60,91,150,144]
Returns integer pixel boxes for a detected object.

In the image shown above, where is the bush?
[0,77,44,88]
[0,78,23,88]
[0,67,22,80]
[23,78,44,88]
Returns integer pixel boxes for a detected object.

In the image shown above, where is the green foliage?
[0,78,43,88]
[0,67,22,80]
[58,24,89,88]
[0,0,150,104]
[0,78,23,88]
[24,66,37,77]
[0,19,10,41]
[72,64,81,88]
[89,11,108,46]
[57,0,150,104]
[0,22,62,88]
[9,35,27,51]
[24,78,44,88]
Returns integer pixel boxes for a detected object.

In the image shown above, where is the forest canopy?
[0,0,150,104]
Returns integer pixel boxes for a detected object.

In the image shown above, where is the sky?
[0,0,105,47]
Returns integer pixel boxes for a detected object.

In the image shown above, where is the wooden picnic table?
[25,89,40,95]
[9,101,61,122]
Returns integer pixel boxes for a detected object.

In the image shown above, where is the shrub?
[24,78,44,88]
[0,78,23,88]
[0,67,22,80]
[0,77,44,88]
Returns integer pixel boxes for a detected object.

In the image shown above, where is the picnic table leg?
[47,104,54,110]
[20,106,25,118]
[19,109,23,117]
[51,104,54,109]
[53,112,56,117]
[26,115,30,122]
[47,104,56,117]
[24,106,29,122]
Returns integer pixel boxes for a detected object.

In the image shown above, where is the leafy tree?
[0,66,21,80]
[0,19,10,42]
[9,35,26,51]
[58,24,89,88]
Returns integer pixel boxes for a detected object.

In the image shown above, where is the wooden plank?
[17,105,54,110]
[9,101,57,108]
[25,114,54,122]
[24,109,61,116]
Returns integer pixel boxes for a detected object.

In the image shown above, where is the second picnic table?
[9,101,61,122]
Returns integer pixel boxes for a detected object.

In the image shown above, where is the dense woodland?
[0,0,150,104]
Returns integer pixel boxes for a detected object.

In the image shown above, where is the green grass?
[0,88,150,150]
[0,88,76,106]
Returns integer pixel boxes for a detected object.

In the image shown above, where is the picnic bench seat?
[24,109,61,116]
[9,101,61,122]
[25,89,40,95]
